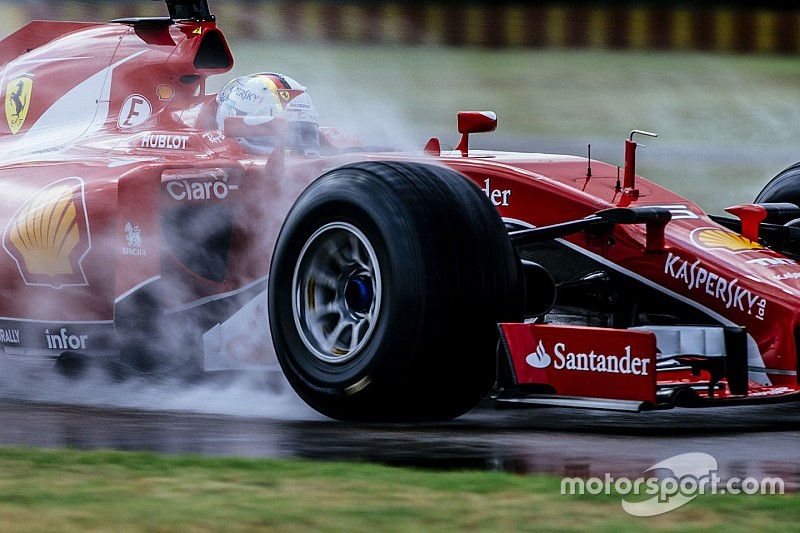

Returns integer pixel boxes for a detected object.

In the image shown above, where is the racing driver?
[215,72,320,155]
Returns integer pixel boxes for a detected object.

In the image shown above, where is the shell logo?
[156,84,175,102]
[2,177,91,289]
[690,228,764,253]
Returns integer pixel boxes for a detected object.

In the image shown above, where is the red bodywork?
[1,15,798,408]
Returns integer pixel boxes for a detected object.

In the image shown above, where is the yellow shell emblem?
[693,228,763,253]
[5,76,33,135]
[156,84,175,102]
[3,178,91,289]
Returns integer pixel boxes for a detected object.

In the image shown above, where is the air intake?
[194,30,232,70]
[164,0,215,22]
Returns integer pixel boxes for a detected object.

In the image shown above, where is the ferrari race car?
[2,0,800,422]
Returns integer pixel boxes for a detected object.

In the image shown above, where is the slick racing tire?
[268,161,522,422]
[755,162,800,206]
[755,162,800,255]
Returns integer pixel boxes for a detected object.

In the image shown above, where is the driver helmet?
[216,72,320,155]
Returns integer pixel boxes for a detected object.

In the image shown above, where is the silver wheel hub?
[292,222,382,364]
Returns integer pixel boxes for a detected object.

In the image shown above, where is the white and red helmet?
[216,72,319,155]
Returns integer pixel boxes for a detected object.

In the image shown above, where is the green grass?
[224,43,800,211]
[0,447,796,532]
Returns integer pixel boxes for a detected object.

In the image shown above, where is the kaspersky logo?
[5,76,33,134]
[525,340,651,376]
[3,177,91,289]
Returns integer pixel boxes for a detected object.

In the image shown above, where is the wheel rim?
[292,222,382,364]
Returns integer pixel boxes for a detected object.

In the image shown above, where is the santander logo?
[526,341,552,368]
[525,340,651,376]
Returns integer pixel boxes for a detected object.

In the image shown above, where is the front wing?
[497,323,800,411]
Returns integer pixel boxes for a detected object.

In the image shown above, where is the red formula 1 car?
[2,0,800,421]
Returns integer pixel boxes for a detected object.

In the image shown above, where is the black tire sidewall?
[269,167,430,412]
[756,162,800,205]
[269,161,521,420]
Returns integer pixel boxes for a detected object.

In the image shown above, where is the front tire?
[755,162,800,256]
[268,161,521,421]
[755,162,800,206]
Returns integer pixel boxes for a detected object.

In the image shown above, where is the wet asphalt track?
[2,387,800,484]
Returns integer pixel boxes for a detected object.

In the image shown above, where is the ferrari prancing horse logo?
[5,76,33,134]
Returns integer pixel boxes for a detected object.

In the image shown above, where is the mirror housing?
[456,111,497,156]
[458,111,497,134]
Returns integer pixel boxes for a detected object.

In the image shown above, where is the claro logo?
[525,340,651,376]
[166,175,238,202]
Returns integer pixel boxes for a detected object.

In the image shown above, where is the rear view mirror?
[457,111,497,134]
[456,111,497,155]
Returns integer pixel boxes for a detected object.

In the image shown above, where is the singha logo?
[125,222,142,248]
[122,221,147,257]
